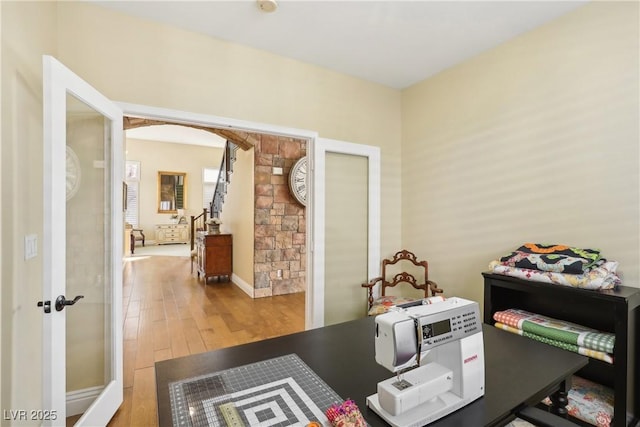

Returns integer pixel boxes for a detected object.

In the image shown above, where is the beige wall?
[220,147,255,287]
[1,1,57,421]
[55,1,403,259]
[1,3,127,406]
[402,1,639,304]
[125,138,223,240]
[0,0,2,413]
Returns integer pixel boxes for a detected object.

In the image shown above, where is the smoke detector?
[257,0,278,13]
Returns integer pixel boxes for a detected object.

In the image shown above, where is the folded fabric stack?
[489,243,620,290]
[493,308,615,364]
[325,399,367,427]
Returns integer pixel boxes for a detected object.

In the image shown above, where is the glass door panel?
[65,94,112,414]
[310,138,380,328]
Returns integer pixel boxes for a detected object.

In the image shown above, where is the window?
[124,181,139,227]
[125,160,140,227]
[203,167,220,210]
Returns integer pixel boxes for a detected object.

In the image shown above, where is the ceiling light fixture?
[257,0,278,13]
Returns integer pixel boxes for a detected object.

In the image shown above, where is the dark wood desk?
[156,318,587,427]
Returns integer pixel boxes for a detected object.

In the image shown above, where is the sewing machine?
[366,297,485,427]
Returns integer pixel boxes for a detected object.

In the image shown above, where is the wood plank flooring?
[107,255,306,426]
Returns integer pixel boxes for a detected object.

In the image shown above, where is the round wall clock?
[66,146,81,201]
[288,156,307,206]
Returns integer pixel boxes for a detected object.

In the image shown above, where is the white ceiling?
[110,0,588,144]
[95,0,587,89]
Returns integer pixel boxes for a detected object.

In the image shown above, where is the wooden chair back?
[362,249,443,311]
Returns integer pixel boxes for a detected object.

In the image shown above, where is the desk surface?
[156,317,587,427]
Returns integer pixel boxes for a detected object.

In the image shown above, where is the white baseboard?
[232,273,254,298]
[66,385,104,416]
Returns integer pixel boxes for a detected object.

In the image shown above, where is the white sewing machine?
[366,297,485,427]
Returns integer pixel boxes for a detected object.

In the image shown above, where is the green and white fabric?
[493,308,615,354]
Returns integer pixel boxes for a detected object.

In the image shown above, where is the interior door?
[310,138,380,328]
[42,55,123,426]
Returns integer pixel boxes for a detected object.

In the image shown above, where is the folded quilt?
[488,259,619,290]
[517,243,601,267]
[493,308,615,353]
[499,250,594,275]
[494,323,614,364]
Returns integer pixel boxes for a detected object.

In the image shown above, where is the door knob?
[55,295,84,312]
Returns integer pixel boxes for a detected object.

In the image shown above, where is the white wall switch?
[24,234,37,260]
[272,167,283,175]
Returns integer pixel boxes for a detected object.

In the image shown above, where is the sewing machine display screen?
[423,319,451,338]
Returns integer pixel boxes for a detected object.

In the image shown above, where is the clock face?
[289,156,307,206]
[66,146,81,201]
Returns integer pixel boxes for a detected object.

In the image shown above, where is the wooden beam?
[123,117,256,150]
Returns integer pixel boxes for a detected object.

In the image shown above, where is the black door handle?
[55,295,84,312]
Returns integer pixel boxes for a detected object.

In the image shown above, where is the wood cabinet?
[195,232,232,283]
[155,223,189,245]
[483,272,640,426]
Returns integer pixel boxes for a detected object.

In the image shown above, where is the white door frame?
[310,138,381,328]
[117,103,320,329]
[117,104,382,330]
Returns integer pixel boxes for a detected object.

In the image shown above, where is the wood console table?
[195,232,232,283]
[155,223,189,245]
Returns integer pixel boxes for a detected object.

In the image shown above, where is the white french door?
[42,55,123,426]
[309,138,380,328]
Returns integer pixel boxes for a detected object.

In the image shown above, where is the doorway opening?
[119,104,316,327]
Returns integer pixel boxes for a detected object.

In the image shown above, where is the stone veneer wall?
[253,134,307,297]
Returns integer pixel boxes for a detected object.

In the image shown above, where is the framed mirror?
[157,171,187,213]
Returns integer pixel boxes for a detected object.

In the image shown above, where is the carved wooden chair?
[362,249,443,316]
[130,228,145,254]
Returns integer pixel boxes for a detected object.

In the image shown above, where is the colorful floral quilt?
[499,250,595,275]
[490,242,620,290]
[542,375,621,427]
[518,243,601,267]
[498,243,603,275]
[368,295,419,316]
[368,295,445,316]
[488,259,620,290]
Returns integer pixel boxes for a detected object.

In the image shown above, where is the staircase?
[210,140,238,219]
[189,140,238,252]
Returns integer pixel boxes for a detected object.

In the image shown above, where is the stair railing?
[210,141,238,218]
[190,208,208,251]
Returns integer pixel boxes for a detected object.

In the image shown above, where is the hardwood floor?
[107,255,306,426]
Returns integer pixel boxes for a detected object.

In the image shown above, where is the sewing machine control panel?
[416,304,481,349]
